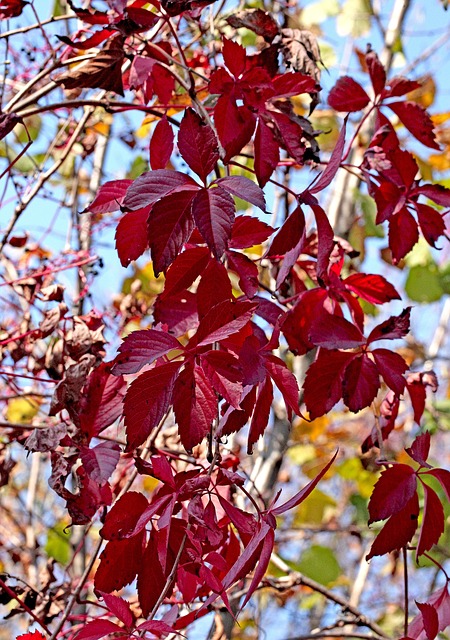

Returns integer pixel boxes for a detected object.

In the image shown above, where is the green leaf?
[293,488,336,525]
[297,545,341,586]
[45,522,71,565]
[405,264,444,302]
[127,155,148,180]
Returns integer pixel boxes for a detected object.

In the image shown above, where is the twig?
[0,14,74,40]
[0,576,50,635]
[403,547,409,638]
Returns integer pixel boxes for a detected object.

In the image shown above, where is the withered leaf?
[227,9,280,43]
[25,424,68,453]
[280,29,322,84]
[55,38,125,96]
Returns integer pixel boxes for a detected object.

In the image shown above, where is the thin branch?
[0,14,74,40]
[403,547,409,638]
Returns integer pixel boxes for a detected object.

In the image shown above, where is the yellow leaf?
[407,75,436,109]
[6,397,40,424]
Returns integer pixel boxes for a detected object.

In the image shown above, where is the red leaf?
[240,527,275,609]
[415,602,439,640]
[83,179,132,214]
[344,273,400,304]
[150,117,174,170]
[265,355,300,416]
[74,620,124,640]
[371,348,407,396]
[384,77,421,98]
[173,363,217,451]
[406,432,431,466]
[123,170,198,211]
[193,299,257,347]
[112,329,182,375]
[200,350,243,408]
[328,76,370,112]
[178,108,220,182]
[81,442,120,485]
[222,37,247,78]
[343,354,380,412]
[226,250,259,298]
[148,190,197,275]
[100,491,149,540]
[266,206,305,257]
[100,591,134,627]
[79,363,126,438]
[387,101,439,150]
[271,72,317,98]
[422,469,450,502]
[416,482,444,558]
[226,9,280,42]
[281,289,328,356]
[137,531,166,617]
[368,464,417,523]
[94,533,144,592]
[308,314,365,350]
[162,247,210,298]
[367,307,411,344]
[247,376,273,454]
[197,259,232,318]
[254,118,279,187]
[154,290,198,336]
[415,203,446,248]
[408,586,450,640]
[229,215,274,249]
[309,201,335,282]
[214,95,256,162]
[115,207,150,267]
[366,492,419,560]
[0,112,21,140]
[215,176,266,210]
[407,378,427,424]
[388,207,419,263]
[366,50,386,96]
[123,361,181,450]
[137,619,180,637]
[310,118,347,194]
[16,633,46,640]
[303,350,355,419]
[192,186,235,257]
[416,183,450,206]
[271,450,338,516]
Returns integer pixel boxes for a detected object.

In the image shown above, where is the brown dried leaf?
[25,424,68,453]
[56,38,125,96]
[227,9,280,42]
[280,29,322,84]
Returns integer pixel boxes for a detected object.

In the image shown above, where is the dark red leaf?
[229,215,274,249]
[226,250,259,298]
[254,118,279,187]
[74,620,125,640]
[83,179,132,214]
[366,492,419,560]
[416,183,450,206]
[148,190,197,275]
[308,314,365,350]
[192,186,235,257]
[271,72,317,98]
[384,77,421,98]
[162,247,210,298]
[214,95,256,162]
[94,533,144,592]
[100,591,133,628]
[366,50,386,96]
[271,450,338,516]
[303,350,355,419]
[406,432,431,466]
[200,350,243,408]
[222,37,246,78]
[368,464,417,522]
[193,299,257,347]
[281,289,328,356]
[178,108,220,182]
[0,112,22,140]
[112,329,182,375]
[154,290,198,336]
[79,363,126,438]
[387,101,439,150]
[328,76,370,112]
[115,207,150,267]
[266,206,305,257]
[415,203,446,248]
[123,361,181,450]
[137,531,166,617]
[197,259,232,318]
[240,527,275,609]
[371,348,407,396]
[344,273,400,304]
[388,207,419,263]
[309,201,335,282]
[150,117,174,170]
[215,176,266,210]
[343,354,380,412]
[415,602,439,640]
[310,118,347,194]
[367,307,411,344]
[100,491,149,540]
[416,482,444,558]
[0,0,26,19]
[408,585,450,640]
[247,376,273,453]
[81,442,120,485]
[173,363,217,451]
[422,469,450,501]
[264,355,300,416]
[123,170,198,211]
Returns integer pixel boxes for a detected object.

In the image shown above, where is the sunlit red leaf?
[222,37,246,78]
[416,481,445,558]
[254,118,279,187]
[115,207,150,267]
[192,186,235,257]
[80,442,120,485]
[79,363,126,438]
[342,354,380,412]
[193,299,257,347]
[368,464,417,523]
[229,215,274,249]
[74,620,125,640]
[366,492,419,560]
[112,329,182,375]
[247,376,273,453]
[100,491,149,540]
[178,109,219,182]
[415,203,446,248]
[408,586,450,640]
[328,76,370,112]
[406,432,431,467]
[303,350,355,419]
[123,170,198,211]
[344,273,400,304]
[415,602,439,640]
[83,179,132,214]
[150,117,174,170]
[94,533,145,592]
[387,101,439,150]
